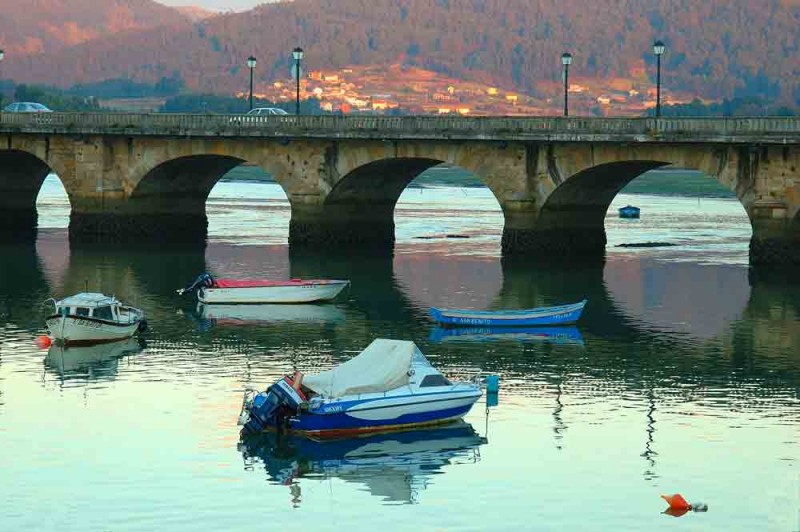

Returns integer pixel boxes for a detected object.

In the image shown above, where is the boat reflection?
[429,326,584,346]
[44,336,145,380]
[239,421,486,505]
[186,303,345,332]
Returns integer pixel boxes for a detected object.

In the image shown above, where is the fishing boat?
[45,293,147,345]
[429,299,587,327]
[238,338,483,438]
[177,273,349,304]
[618,205,641,218]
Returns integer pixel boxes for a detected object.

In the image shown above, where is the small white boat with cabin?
[178,273,350,304]
[45,293,147,345]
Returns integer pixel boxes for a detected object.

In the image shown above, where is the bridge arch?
[68,137,310,244]
[292,141,524,250]
[0,148,72,241]
[524,144,756,257]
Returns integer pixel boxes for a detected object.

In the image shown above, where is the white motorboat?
[178,273,349,304]
[239,338,483,438]
[45,293,147,346]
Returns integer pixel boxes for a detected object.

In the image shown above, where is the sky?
[156,0,266,11]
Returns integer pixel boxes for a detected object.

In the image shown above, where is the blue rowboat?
[429,299,587,327]
[238,339,483,439]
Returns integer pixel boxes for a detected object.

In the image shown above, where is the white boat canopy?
[303,339,418,398]
[56,293,118,308]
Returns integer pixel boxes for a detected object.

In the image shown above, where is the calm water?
[0,178,798,531]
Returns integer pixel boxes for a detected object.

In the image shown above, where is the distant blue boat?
[618,205,641,218]
[429,300,587,327]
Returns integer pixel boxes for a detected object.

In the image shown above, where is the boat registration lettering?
[71,318,102,329]
[323,405,344,413]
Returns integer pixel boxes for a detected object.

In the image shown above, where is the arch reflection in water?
[44,337,145,381]
[189,303,345,331]
[429,326,584,346]
[239,421,486,505]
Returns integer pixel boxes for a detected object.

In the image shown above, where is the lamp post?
[292,47,304,115]
[0,49,5,83]
[561,52,572,117]
[653,40,665,117]
[247,55,257,111]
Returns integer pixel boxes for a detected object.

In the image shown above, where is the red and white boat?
[177,273,349,304]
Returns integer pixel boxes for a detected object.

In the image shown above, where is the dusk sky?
[157,0,266,11]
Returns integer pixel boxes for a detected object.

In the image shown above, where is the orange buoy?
[34,335,52,349]
[661,493,691,511]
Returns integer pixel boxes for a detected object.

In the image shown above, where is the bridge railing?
[1,112,799,141]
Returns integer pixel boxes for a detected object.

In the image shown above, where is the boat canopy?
[303,339,417,398]
[56,293,118,308]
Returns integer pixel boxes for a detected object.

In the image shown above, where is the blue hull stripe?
[288,404,476,433]
[320,391,481,414]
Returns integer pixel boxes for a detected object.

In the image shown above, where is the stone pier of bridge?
[0,114,798,266]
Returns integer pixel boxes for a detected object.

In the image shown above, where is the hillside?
[2,0,799,105]
[0,0,191,55]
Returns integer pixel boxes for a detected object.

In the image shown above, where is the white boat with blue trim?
[238,339,483,439]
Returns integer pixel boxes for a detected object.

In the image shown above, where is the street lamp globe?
[292,47,304,61]
[653,40,666,56]
[561,52,572,66]
[247,55,257,69]
[0,50,4,62]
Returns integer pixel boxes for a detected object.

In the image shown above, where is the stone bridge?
[1,113,799,265]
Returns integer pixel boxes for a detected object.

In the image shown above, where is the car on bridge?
[229,107,290,125]
[2,102,53,113]
[247,107,289,116]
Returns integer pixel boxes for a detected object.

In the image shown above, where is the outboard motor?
[241,378,306,435]
[177,273,215,295]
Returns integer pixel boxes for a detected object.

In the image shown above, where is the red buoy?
[34,335,52,349]
[661,493,691,510]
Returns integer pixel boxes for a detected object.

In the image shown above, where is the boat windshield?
[94,306,114,320]
[75,307,90,317]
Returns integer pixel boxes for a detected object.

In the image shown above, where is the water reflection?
[239,421,486,505]
[429,326,584,346]
[186,303,345,332]
[44,337,145,382]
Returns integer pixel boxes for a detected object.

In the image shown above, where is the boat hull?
[430,299,586,327]
[45,316,141,345]
[248,388,482,439]
[198,280,349,304]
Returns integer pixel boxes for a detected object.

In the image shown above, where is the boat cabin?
[53,293,126,322]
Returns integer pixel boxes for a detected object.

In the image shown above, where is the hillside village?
[247,62,696,116]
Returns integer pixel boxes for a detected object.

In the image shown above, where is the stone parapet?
[2,113,800,144]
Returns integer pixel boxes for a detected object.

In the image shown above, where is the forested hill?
[4,0,799,104]
[0,0,190,55]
